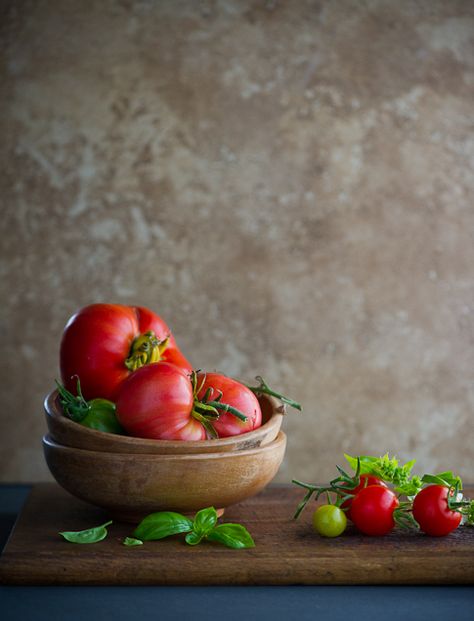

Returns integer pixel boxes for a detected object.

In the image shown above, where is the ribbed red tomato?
[412,485,462,536]
[60,304,191,401]
[196,372,262,437]
[115,362,205,440]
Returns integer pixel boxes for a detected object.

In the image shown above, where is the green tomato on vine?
[312,504,347,538]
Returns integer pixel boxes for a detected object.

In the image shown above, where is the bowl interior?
[44,389,285,454]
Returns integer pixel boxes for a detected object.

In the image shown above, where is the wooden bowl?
[42,431,287,521]
[44,389,284,454]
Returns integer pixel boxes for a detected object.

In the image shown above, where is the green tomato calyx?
[125,331,169,371]
[189,371,249,440]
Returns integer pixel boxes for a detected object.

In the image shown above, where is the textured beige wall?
[1,0,473,484]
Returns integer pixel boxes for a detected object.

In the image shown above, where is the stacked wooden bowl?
[43,390,287,521]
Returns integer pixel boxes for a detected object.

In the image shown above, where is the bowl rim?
[44,388,285,450]
[42,430,286,461]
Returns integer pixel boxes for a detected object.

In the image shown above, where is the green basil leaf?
[403,459,417,474]
[344,453,419,487]
[206,523,255,549]
[59,520,112,544]
[344,454,379,474]
[395,476,423,497]
[133,511,193,541]
[193,507,218,536]
[123,537,143,546]
[421,472,462,488]
[185,531,203,546]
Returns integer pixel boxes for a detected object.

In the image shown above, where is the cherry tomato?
[312,505,347,537]
[412,485,462,536]
[341,474,388,520]
[350,485,399,536]
[116,362,206,441]
[60,304,191,401]
[196,372,262,437]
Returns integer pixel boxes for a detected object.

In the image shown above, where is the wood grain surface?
[1,483,473,585]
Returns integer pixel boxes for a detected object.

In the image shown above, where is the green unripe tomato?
[312,504,347,537]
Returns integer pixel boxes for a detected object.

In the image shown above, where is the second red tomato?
[341,474,388,520]
[196,372,262,437]
[350,485,399,536]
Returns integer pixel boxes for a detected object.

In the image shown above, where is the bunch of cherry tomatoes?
[57,303,299,440]
[293,455,474,538]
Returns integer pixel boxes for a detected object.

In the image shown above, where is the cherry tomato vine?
[293,454,474,537]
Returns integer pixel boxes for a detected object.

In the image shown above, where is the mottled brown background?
[1,0,473,484]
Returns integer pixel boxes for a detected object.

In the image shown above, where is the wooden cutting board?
[1,483,473,585]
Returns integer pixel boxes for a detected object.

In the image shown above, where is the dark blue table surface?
[1,485,473,621]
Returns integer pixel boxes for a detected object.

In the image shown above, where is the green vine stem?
[292,459,362,519]
[245,376,302,411]
[55,377,90,422]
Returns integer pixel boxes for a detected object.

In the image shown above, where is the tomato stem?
[55,378,90,422]
[245,376,302,411]
[205,400,248,422]
[292,459,363,519]
[188,371,249,439]
[125,332,169,371]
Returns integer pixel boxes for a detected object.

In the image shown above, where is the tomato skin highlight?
[341,474,388,521]
[60,304,191,401]
[350,485,399,536]
[312,505,347,537]
[196,373,262,437]
[412,485,462,537]
[116,362,207,441]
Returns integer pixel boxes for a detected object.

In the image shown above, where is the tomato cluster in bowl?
[44,303,295,519]
[57,303,297,442]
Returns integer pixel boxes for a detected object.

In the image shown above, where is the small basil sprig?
[59,520,112,544]
[344,453,421,491]
[132,507,255,550]
[123,537,144,547]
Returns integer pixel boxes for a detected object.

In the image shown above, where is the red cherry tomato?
[196,372,262,437]
[60,304,191,401]
[350,485,399,536]
[116,362,206,441]
[412,485,462,536]
[341,474,388,520]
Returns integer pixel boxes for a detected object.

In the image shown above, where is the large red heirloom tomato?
[116,362,203,441]
[60,304,191,401]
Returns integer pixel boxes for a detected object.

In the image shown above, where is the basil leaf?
[344,454,379,474]
[123,537,143,547]
[59,520,112,544]
[421,472,462,488]
[185,531,203,546]
[344,453,418,487]
[193,507,218,536]
[133,511,193,541]
[395,476,423,497]
[206,523,255,549]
